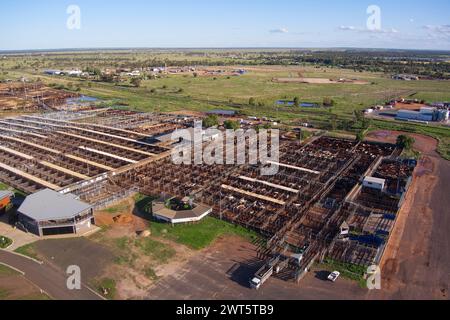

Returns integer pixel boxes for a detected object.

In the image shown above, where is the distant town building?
[206,109,237,117]
[392,74,419,81]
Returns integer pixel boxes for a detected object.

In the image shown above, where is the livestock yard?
[0,82,76,112]
[0,107,416,286]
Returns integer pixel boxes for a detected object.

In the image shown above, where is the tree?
[203,114,219,128]
[362,117,372,129]
[356,130,366,142]
[249,97,256,106]
[330,117,338,131]
[131,77,142,88]
[101,74,115,83]
[396,135,415,150]
[323,97,335,107]
[293,96,300,107]
[353,109,363,123]
[223,120,240,130]
[297,129,303,141]
[340,119,353,131]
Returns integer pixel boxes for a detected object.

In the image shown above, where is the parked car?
[328,271,341,282]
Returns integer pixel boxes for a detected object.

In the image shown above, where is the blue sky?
[1,0,449,50]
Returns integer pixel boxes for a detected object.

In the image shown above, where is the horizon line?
[2,46,450,54]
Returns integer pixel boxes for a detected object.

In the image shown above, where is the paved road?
[0,250,102,300]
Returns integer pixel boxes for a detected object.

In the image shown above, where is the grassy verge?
[144,267,159,281]
[16,293,51,300]
[134,238,176,264]
[149,216,259,250]
[0,264,19,276]
[0,288,11,299]
[318,258,367,288]
[401,148,421,160]
[0,236,13,249]
[93,278,116,300]
[14,244,39,260]
[102,201,131,214]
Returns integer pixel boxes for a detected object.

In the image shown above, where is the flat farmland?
[4,65,450,119]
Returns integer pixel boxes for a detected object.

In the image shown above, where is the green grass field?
[14,244,40,260]
[0,264,19,276]
[133,194,259,250]
[93,278,116,300]
[149,216,259,250]
[2,59,449,159]
[318,258,367,288]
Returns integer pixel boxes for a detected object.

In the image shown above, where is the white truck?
[250,264,274,290]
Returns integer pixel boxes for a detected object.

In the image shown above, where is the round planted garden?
[0,236,13,249]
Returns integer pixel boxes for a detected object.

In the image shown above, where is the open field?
[2,64,449,119]
[2,58,448,157]
[273,77,369,85]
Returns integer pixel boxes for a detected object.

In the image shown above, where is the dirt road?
[367,130,450,300]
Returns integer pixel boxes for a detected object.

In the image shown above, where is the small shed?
[152,201,212,224]
[363,177,386,191]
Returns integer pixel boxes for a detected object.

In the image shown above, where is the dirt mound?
[113,214,134,225]
[94,212,115,226]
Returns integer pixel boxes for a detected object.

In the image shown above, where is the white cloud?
[423,25,450,39]
[338,26,399,34]
[339,26,356,31]
[269,28,289,34]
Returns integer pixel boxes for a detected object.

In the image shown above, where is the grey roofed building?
[19,189,91,222]
[17,189,95,237]
[152,201,212,224]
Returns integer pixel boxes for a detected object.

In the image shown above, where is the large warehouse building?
[396,106,449,122]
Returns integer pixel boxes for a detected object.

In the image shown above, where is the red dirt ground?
[366,130,449,300]
[366,130,438,154]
